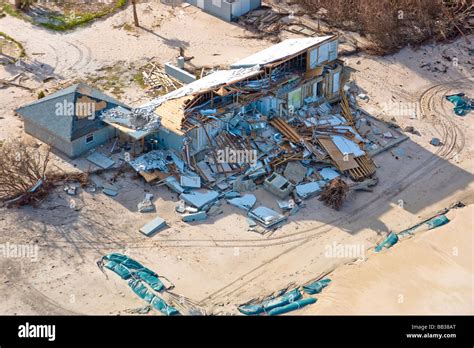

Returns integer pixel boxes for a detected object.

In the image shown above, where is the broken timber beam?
[270,118,325,161]
[0,79,33,91]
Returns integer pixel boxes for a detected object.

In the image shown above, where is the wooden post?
[132,0,140,27]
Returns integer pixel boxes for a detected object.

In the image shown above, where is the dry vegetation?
[0,140,88,206]
[297,0,472,54]
[0,140,51,205]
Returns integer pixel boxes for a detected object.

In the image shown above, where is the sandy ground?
[0,2,473,315]
[299,205,473,315]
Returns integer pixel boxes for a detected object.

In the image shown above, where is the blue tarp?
[268,297,316,316]
[398,214,450,237]
[135,269,166,292]
[426,215,450,229]
[102,253,165,291]
[103,253,130,264]
[128,278,156,304]
[128,279,179,316]
[151,296,179,316]
[101,253,175,315]
[375,232,399,252]
[446,93,473,116]
[104,260,132,280]
[376,214,450,251]
[238,303,264,316]
[238,289,302,315]
[303,278,332,295]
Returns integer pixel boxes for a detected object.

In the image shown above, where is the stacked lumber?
[270,118,326,161]
[345,154,376,181]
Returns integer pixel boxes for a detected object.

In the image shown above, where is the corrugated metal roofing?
[230,36,334,68]
[331,135,365,157]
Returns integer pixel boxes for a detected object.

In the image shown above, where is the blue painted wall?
[17,84,129,158]
[187,0,261,21]
[155,127,185,153]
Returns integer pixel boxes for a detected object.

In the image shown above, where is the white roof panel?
[140,65,261,111]
[230,36,334,68]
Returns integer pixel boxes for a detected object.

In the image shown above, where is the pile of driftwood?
[0,72,32,91]
[319,177,349,210]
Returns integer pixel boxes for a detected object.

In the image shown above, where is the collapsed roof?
[101,36,339,138]
[100,106,161,140]
[140,66,262,112]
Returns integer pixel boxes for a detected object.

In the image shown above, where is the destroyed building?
[16,36,380,229]
[111,36,376,182]
[186,0,262,22]
[15,83,130,158]
[105,35,378,226]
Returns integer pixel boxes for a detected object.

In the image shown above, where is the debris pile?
[239,6,322,39]
[0,140,51,206]
[137,193,155,213]
[125,83,399,230]
[86,38,405,232]
[141,61,184,94]
[128,150,170,173]
[0,140,89,207]
[445,93,473,116]
[319,177,349,210]
[100,106,161,132]
[239,7,287,37]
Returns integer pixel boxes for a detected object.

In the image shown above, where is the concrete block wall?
[164,62,197,84]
